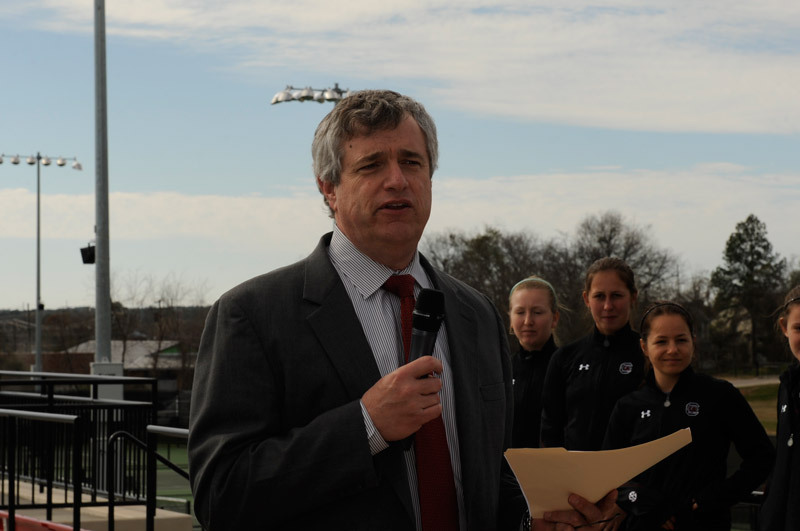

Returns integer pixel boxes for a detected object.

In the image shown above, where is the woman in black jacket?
[541,257,644,451]
[604,301,774,531]
[508,276,561,448]
[759,285,800,531]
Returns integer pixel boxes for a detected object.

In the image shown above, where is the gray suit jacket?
[188,233,524,530]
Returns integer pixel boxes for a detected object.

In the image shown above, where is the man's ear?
[317,177,336,211]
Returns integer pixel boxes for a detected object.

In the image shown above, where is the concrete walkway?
[10,505,193,531]
[721,375,780,388]
[1,479,192,531]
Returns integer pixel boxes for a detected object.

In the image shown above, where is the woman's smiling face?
[641,313,694,383]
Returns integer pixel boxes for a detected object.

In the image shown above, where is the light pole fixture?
[80,242,96,264]
[1,151,83,373]
[270,82,352,105]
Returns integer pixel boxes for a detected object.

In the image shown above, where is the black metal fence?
[0,408,83,529]
[0,371,161,530]
[106,425,190,531]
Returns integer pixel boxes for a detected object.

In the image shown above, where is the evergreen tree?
[711,214,786,374]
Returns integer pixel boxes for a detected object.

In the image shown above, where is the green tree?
[787,261,800,290]
[422,226,544,328]
[711,214,786,375]
[573,211,678,301]
[674,273,718,370]
[422,212,681,345]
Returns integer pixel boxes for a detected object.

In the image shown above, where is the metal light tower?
[90,0,124,400]
[270,83,351,105]
[95,0,112,365]
[0,152,83,372]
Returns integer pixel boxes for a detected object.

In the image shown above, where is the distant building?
[0,343,185,374]
[67,339,196,427]
[0,317,35,356]
[67,339,188,368]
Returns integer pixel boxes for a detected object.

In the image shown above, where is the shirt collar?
[593,322,633,344]
[328,224,430,299]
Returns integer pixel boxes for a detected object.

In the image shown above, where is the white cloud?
[1,164,797,308]
[0,187,331,243]
[427,167,800,275]
[0,187,333,309]
[16,0,800,134]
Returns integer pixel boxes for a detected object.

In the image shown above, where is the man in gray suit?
[188,90,614,530]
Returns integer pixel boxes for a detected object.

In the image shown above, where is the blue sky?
[1,1,798,310]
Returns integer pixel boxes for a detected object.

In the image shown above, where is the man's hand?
[534,490,622,530]
[361,356,444,441]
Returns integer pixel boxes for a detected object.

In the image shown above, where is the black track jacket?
[541,323,643,450]
[604,368,774,531]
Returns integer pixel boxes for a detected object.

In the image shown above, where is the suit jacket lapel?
[303,234,382,400]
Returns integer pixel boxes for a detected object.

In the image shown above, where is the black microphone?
[408,288,445,363]
[400,288,445,450]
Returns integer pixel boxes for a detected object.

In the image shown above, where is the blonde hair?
[508,276,568,344]
[509,276,559,314]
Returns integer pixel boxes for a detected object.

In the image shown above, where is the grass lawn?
[738,383,779,435]
[154,442,197,526]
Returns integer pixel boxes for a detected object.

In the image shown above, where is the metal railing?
[0,371,160,528]
[732,490,763,531]
[0,409,83,531]
[0,372,156,504]
[107,425,189,531]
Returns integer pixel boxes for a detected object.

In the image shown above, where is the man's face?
[319,115,432,269]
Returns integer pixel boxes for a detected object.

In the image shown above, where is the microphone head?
[413,289,445,332]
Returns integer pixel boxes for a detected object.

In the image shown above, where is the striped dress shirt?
[327,225,466,531]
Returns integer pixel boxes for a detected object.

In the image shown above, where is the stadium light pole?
[94,0,112,365]
[270,83,352,105]
[91,0,124,400]
[0,152,83,372]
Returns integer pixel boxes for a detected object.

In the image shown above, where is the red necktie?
[383,275,459,531]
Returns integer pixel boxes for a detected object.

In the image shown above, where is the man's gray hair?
[312,89,438,216]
